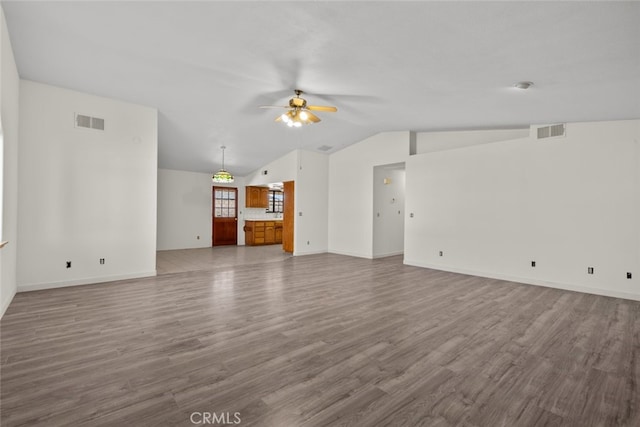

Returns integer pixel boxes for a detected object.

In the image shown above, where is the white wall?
[416,128,529,154]
[18,80,158,291]
[158,169,212,250]
[244,150,298,186]
[373,165,405,258]
[158,148,328,253]
[244,148,329,255]
[405,119,640,301]
[157,168,245,250]
[328,131,410,258]
[295,150,328,255]
[0,7,19,317]
[245,149,297,250]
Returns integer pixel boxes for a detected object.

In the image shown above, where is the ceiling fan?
[260,90,337,127]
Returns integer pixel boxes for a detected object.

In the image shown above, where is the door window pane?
[214,187,237,218]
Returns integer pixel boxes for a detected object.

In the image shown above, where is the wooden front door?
[283,181,294,253]
[212,186,238,246]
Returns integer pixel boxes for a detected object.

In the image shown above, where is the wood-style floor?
[2,247,639,426]
[156,245,290,275]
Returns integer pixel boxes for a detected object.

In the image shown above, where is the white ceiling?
[3,1,639,176]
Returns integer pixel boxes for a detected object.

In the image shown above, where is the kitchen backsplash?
[243,208,283,220]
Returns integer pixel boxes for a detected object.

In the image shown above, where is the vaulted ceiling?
[3,1,639,176]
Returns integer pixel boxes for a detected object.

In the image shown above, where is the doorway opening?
[372,163,406,258]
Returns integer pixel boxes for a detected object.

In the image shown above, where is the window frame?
[266,190,283,213]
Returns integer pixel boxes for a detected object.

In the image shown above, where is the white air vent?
[75,114,91,128]
[536,124,565,139]
[91,117,104,130]
[75,113,105,131]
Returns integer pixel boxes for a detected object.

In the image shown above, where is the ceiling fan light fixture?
[262,90,337,128]
[280,109,308,128]
[212,145,234,184]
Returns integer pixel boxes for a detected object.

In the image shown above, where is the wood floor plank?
[2,247,639,426]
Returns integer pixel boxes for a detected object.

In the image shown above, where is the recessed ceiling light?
[514,81,534,90]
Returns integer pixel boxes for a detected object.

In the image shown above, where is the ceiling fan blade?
[305,111,321,123]
[307,105,337,112]
[260,105,289,109]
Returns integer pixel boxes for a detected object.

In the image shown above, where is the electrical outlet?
[410,213,414,218]
[531,261,536,267]
[627,272,632,279]
[197,235,200,240]
[66,261,71,268]
[307,241,310,245]
[439,251,443,257]
[99,258,105,265]
[588,267,594,274]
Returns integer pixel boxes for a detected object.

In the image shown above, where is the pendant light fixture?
[212,145,234,184]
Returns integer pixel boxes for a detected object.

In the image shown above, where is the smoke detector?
[514,81,534,90]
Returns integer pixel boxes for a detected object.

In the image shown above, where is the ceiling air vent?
[536,123,565,140]
[317,145,333,152]
[75,113,105,131]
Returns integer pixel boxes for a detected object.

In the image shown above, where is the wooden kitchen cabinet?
[244,221,264,245]
[245,220,283,246]
[275,223,283,244]
[245,186,269,208]
[264,221,275,244]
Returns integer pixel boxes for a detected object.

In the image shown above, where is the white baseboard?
[372,251,404,259]
[403,259,640,302]
[1,287,17,318]
[327,249,373,259]
[156,242,214,251]
[293,249,328,256]
[18,271,157,292]
[328,250,403,260]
